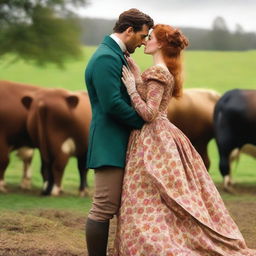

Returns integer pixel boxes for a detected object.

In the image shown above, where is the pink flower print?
[129,183,136,190]
[174,179,182,189]
[174,169,180,176]
[127,240,133,247]
[139,236,145,244]
[141,182,149,189]
[198,200,203,207]
[170,161,177,168]
[126,208,132,215]
[212,215,220,223]
[145,138,152,145]
[143,198,150,205]
[142,214,148,221]
[161,169,168,175]
[152,227,160,233]
[130,247,138,254]
[132,229,140,237]
[146,207,155,214]
[181,198,190,205]
[143,243,153,253]
[168,175,175,182]
[143,223,150,231]
[156,216,164,223]
[137,190,144,198]
[156,153,161,160]
[137,207,144,214]
[134,174,140,181]
[195,212,200,218]
[151,235,158,242]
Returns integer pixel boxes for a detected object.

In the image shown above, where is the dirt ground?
[0,184,255,256]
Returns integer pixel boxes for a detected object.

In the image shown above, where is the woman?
[113,24,255,255]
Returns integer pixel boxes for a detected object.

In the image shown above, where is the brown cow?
[0,81,42,192]
[22,89,92,196]
[167,88,221,169]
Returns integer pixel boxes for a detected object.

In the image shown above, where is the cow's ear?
[21,96,33,109]
[66,95,79,108]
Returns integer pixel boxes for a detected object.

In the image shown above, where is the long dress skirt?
[113,116,256,256]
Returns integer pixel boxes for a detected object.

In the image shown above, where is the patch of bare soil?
[0,210,86,256]
[0,185,255,256]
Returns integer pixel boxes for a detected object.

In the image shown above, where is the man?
[85,8,154,256]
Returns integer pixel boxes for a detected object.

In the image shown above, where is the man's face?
[126,24,149,53]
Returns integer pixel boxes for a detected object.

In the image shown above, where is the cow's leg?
[51,154,69,196]
[0,145,9,193]
[41,160,53,196]
[217,140,236,192]
[77,156,89,197]
[16,147,34,190]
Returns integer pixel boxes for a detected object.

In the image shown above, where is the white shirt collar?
[110,33,127,53]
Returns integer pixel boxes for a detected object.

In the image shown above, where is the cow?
[213,89,256,190]
[21,88,92,196]
[0,80,42,192]
[168,88,221,169]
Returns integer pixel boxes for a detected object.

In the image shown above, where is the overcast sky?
[75,0,256,32]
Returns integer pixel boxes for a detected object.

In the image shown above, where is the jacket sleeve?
[92,54,145,129]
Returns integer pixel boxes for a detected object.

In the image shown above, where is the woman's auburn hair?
[153,24,189,98]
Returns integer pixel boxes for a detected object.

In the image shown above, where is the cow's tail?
[36,100,50,163]
[213,90,234,127]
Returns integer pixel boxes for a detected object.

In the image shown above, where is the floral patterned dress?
[113,65,256,256]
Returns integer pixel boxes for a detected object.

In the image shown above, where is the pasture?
[0,48,256,255]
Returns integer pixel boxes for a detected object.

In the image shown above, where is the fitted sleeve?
[129,66,169,122]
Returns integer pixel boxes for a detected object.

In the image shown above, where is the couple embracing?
[84,8,255,256]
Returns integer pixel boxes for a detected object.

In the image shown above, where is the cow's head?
[21,95,79,109]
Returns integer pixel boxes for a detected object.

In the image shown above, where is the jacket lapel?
[101,36,128,65]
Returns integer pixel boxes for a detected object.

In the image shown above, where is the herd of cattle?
[0,80,255,196]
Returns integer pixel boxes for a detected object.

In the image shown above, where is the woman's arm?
[130,81,164,122]
[122,66,165,122]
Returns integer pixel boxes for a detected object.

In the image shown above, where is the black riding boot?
[85,218,110,256]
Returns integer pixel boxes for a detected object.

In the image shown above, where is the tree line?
[1,0,255,67]
[79,16,256,51]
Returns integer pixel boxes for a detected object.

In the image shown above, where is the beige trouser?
[88,166,124,221]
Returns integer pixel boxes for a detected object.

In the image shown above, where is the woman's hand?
[122,66,137,95]
[125,56,141,82]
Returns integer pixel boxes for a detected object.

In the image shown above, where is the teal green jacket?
[85,36,145,169]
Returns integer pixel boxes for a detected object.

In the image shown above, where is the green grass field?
[0,48,255,212]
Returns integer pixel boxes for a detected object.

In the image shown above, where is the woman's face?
[144,30,161,55]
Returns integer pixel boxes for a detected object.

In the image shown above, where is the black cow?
[213,89,256,189]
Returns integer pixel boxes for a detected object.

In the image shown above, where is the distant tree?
[232,23,246,50]
[0,0,88,66]
[235,24,244,34]
[211,16,231,50]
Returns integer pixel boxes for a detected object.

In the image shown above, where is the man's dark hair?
[113,8,154,33]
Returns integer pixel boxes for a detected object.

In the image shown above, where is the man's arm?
[92,54,145,129]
